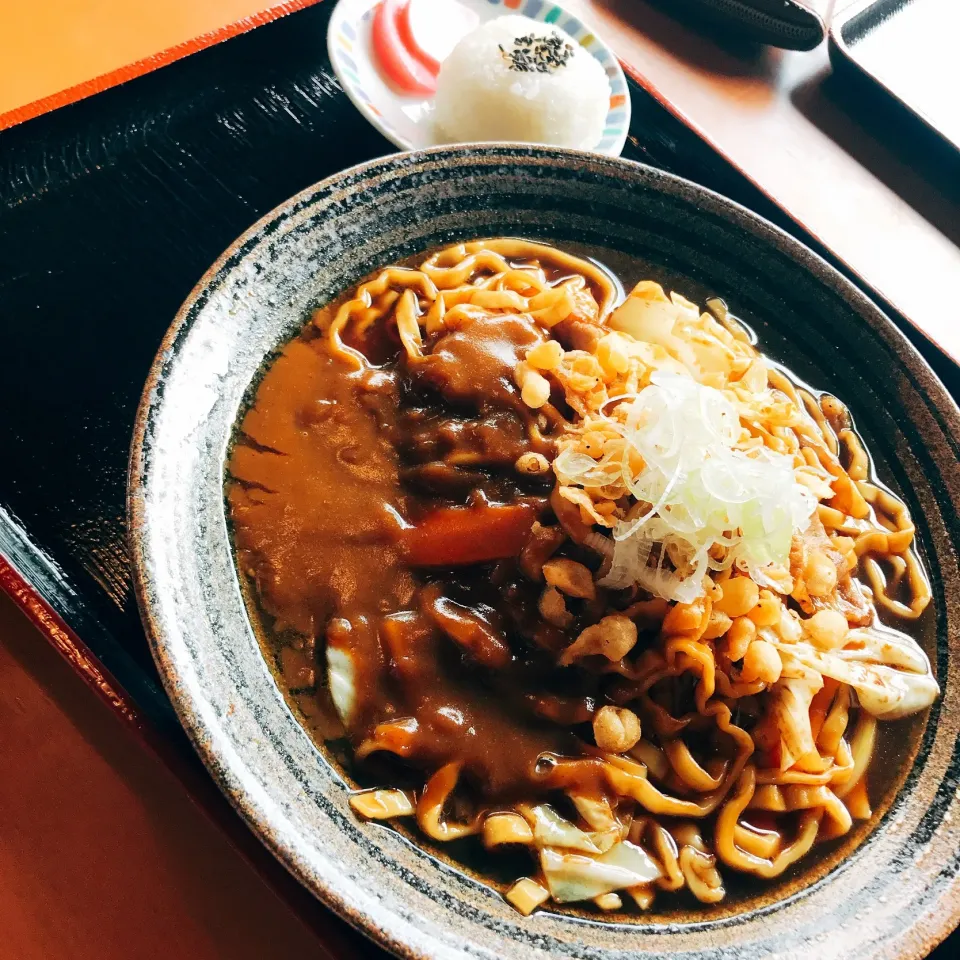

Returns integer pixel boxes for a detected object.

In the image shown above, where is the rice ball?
[433,15,610,150]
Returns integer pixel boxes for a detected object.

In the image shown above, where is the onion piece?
[541,841,661,903]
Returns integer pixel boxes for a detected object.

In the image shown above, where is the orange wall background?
[0,0,317,127]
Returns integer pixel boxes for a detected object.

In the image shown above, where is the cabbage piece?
[571,795,622,853]
[843,625,932,676]
[766,625,939,721]
[691,338,735,376]
[609,284,680,345]
[609,285,738,384]
[600,839,663,881]
[526,805,600,854]
[327,646,356,726]
[571,794,618,833]
[541,849,637,903]
[769,664,822,769]
[541,841,662,903]
[589,830,622,854]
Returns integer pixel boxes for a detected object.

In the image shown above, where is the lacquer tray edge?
[0,0,324,132]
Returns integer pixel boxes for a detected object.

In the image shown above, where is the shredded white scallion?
[555,371,816,602]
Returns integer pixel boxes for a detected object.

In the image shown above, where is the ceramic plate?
[326,0,630,156]
[129,146,960,960]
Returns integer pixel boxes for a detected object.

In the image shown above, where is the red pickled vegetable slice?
[398,502,539,567]
[372,0,437,95]
[396,0,441,74]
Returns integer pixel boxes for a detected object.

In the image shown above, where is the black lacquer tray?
[2,4,960,937]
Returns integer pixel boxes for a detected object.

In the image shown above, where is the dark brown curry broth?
[225,241,933,917]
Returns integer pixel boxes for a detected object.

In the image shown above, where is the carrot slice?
[398,502,539,567]
[371,0,437,95]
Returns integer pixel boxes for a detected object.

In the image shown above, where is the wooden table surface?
[0,590,373,960]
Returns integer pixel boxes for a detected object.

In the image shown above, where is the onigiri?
[433,15,610,150]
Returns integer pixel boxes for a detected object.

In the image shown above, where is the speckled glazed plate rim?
[129,144,960,960]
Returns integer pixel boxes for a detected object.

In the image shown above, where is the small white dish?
[327,0,631,156]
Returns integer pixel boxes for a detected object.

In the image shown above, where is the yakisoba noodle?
[227,238,938,917]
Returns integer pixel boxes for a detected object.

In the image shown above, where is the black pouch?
[667,0,826,51]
